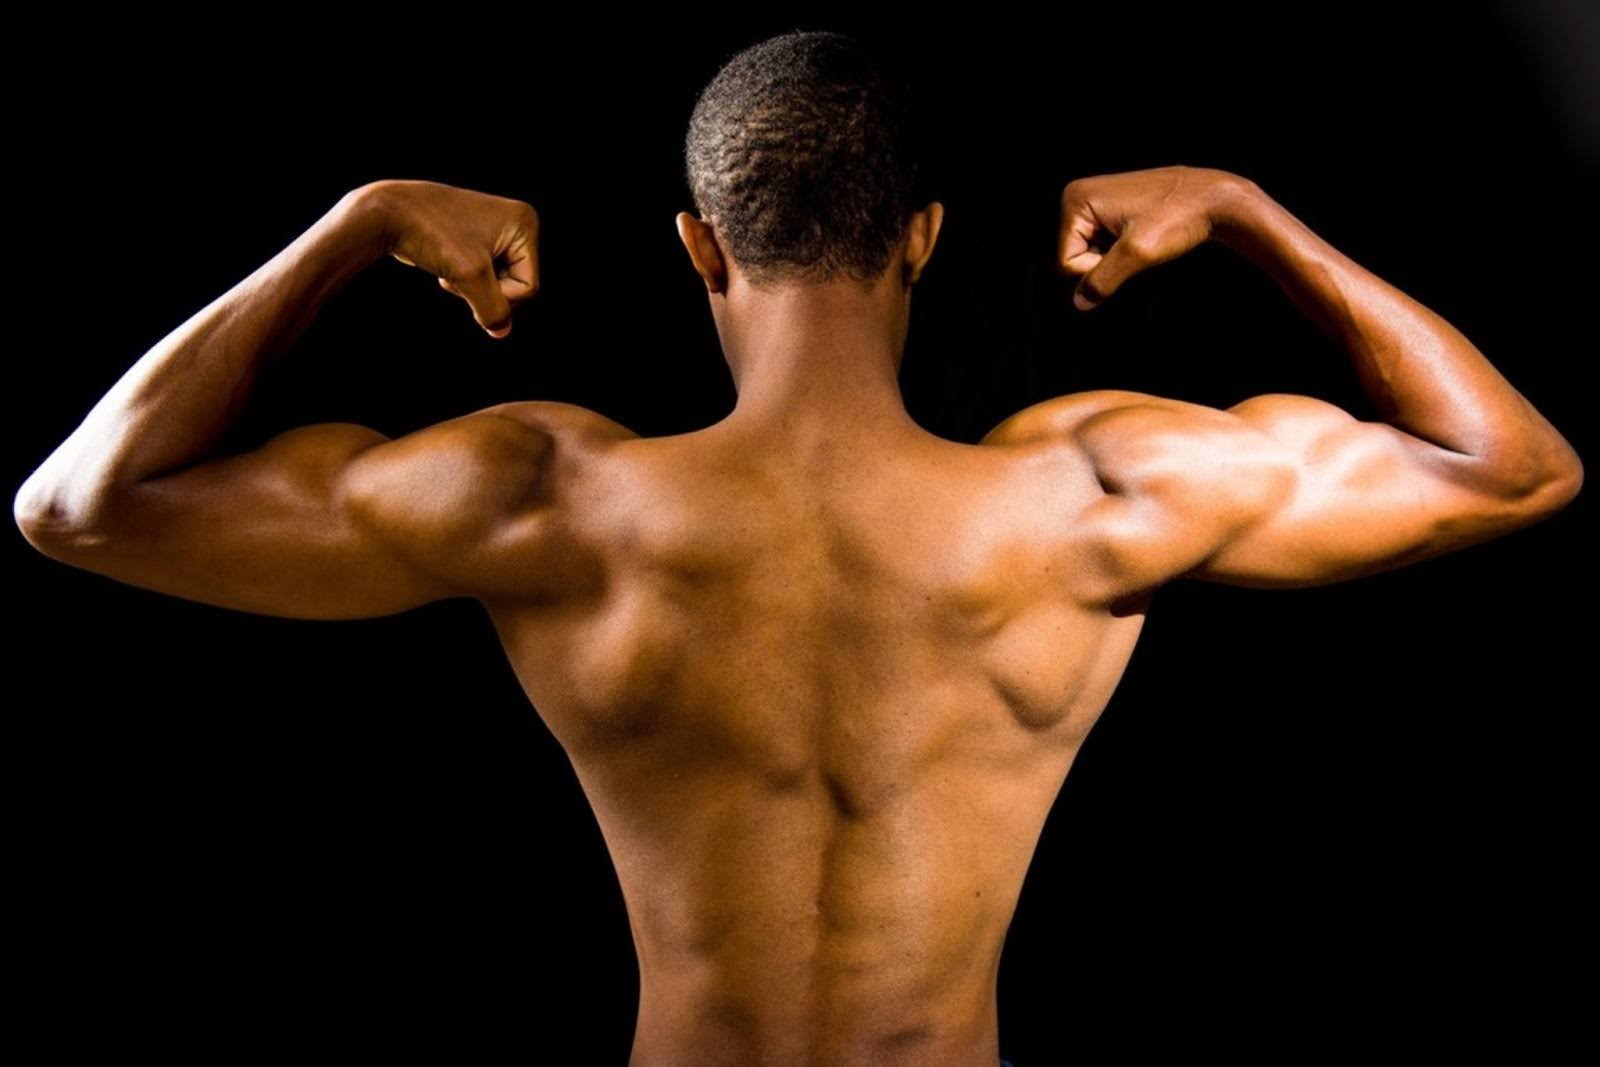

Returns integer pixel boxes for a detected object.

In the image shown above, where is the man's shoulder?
[475,399,643,448]
[979,389,1177,447]
[361,400,642,606]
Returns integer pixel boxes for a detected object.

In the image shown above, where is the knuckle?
[452,254,492,282]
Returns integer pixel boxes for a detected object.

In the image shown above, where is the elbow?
[1509,449,1584,520]
[1474,430,1585,518]
[1538,433,1584,511]
[1545,453,1584,511]
[13,474,113,558]
[13,472,59,551]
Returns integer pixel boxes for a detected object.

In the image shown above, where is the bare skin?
[14,166,1583,1064]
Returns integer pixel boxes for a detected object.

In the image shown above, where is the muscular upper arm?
[22,405,565,620]
[989,389,1569,596]
[1182,393,1580,587]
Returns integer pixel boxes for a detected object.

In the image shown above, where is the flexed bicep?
[16,421,462,619]
[17,407,559,620]
[1070,392,1570,596]
[1179,394,1565,588]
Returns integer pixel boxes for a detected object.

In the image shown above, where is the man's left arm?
[13,181,549,619]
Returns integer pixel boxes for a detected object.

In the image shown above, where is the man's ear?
[676,211,728,294]
[903,201,945,287]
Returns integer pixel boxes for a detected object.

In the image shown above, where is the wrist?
[331,181,399,260]
[1203,173,1268,248]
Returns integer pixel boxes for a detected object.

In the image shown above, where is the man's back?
[480,400,1146,1062]
[13,152,1582,1066]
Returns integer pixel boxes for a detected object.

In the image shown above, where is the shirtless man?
[13,29,1582,1067]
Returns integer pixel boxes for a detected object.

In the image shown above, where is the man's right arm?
[1017,168,1583,596]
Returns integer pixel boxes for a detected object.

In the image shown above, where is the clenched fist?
[1058,165,1253,310]
[359,179,542,338]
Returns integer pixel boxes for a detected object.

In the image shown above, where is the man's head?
[678,30,942,294]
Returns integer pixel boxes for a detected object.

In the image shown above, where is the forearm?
[15,186,389,531]
[1209,178,1582,495]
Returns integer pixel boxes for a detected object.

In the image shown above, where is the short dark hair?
[684,30,932,288]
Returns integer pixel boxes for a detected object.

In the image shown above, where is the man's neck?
[715,276,920,448]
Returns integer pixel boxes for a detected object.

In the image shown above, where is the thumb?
[451,257,515,338]
[1072,236,1145,311]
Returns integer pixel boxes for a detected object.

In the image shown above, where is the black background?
[12,4,1595,1061]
